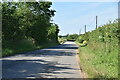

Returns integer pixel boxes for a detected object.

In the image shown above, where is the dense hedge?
[77,20,119,46]
[2,2,59,43]
[77,20,119,57]
[76,20,119,78]
[66,34,78,41]
[2,2,59,57]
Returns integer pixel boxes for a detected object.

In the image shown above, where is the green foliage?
[58,37,67,44]
[76,36,84,43]
[58,35,67,44]
[77,20,119,78]
[2,2,59,57]
[67,34,78,41]
[77,19,119,44]
[47,24,59,42]
[2,39,37,57]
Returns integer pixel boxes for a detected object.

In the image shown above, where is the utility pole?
[96,16,98,29]
[85,25,86,33]
[79,29,81,35]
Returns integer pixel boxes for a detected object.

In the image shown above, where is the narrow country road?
[1,41,81,79]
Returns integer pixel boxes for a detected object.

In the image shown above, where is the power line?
[82,16,98,33]
[87,17,96,27]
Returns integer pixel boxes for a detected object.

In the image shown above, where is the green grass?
[2,39,59,57]
[77,42,118,78]
[76,21,119,78]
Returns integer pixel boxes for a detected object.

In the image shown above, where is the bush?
[77,19,119,78]
[76,36,84,43]
[67,34,78,41]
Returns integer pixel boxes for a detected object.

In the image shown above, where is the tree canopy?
[2,2,59,44]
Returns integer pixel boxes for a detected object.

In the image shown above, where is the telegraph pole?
[96,16,98,29]
[79,29,81,35]
[85,25,86,33]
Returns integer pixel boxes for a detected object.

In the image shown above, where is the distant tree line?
[59,34,79,41]
[2,2,59,45]
[66,34,78,41]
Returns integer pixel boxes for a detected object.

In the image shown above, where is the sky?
[51,2,118,35]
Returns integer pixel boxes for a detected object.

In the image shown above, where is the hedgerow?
[76,19,119,78]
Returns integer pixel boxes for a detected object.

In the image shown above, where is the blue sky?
[51,2,118,35]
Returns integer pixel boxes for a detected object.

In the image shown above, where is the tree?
[2,2,58,45]
[67,34,78,40]
[47,23,59,42]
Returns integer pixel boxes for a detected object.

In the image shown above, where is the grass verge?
[77,42,118,78]
[2,39,59,57]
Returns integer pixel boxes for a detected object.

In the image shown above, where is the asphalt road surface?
[1,41,81,79]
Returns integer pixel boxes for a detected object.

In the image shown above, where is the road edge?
[75,49,88,78]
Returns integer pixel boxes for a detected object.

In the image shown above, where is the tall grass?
[2,38,59,57]
[76,20,119,78]
[78,42,118,78]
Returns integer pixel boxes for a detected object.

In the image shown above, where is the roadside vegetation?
[2,2,59,57]
[66,34,78,41]
[58,36,67,44]
[58,34,79,44]
[76,20,119,78]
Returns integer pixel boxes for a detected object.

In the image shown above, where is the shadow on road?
[14,43,79,57]
[2,59,78,79]
[47,44,78,49]
[22,50,77,57]
[2,42,79,79]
